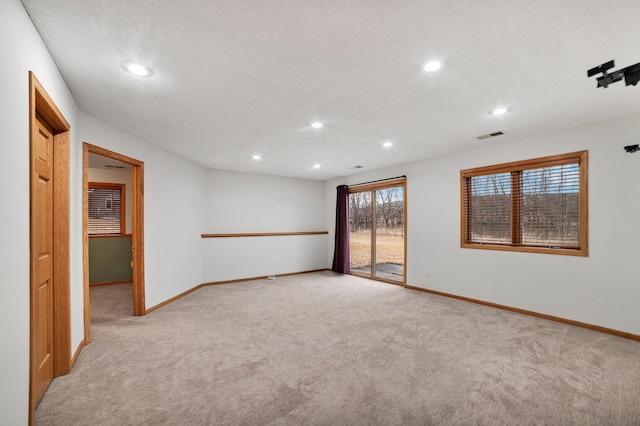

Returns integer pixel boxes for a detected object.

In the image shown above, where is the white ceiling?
[21,0,640,181]
[88,152,130,170]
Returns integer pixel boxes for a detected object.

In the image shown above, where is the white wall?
[325,113,640,336]
[88,167,133,234]
[79,112,207,308]
[2,0,637,423]
[0,0,81,423]
[0,3,323,421]
[202,170,327,282]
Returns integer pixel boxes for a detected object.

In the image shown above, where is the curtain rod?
[348,175,406,187]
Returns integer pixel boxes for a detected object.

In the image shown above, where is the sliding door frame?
[348,178,407,286]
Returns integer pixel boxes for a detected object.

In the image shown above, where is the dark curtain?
[331,185,350,274]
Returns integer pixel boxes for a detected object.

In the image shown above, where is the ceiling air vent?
[477,131,505,140]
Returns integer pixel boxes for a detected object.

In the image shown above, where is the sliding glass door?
[349,191,372,276]
[349,180,405,285]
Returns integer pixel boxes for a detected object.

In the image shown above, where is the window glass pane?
[374,187,404,282]
[469,172,512,243]
[88,187,122,234]
[349,191,372,274]
[520,164,580,247]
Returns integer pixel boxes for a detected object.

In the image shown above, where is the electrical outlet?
[271,257,276,264]
[425,269,430,277]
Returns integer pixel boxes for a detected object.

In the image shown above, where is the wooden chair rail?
[201,231,328,238]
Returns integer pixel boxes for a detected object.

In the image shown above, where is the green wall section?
[89,236,132,284]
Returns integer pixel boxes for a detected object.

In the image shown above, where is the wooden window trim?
[88,182,125,236]
[460,151,588,256]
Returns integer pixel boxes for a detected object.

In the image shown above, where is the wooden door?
[31,113,55,406]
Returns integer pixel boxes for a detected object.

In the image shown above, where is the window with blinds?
[88,182,125,235]
[461,151,588,256]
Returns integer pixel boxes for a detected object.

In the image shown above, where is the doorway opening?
[87,154,134,324]
[349,179,406,285]
[82,143,145,343]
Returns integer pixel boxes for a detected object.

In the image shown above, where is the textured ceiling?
[21,0,640,180]
[88,153,130,170]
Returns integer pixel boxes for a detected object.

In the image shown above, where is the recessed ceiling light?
[313,164,321,169]
[311,122,323,129]
[124,62,152,77]
[252,154,261,160]
[383,141,393,148]
[423,60,442,72]
[491,107,508,115]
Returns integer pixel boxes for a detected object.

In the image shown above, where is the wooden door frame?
[348,179,407,286]
[29,72,71,422]
[82,143,145,342]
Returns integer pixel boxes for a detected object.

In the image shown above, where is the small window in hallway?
[88,182,125,235]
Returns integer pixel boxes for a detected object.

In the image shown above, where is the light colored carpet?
[89,282,134,323]
[36,272,640,425]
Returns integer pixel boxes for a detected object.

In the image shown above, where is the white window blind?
[468,172,512,244]
[519,164,580,247]
[88,185,123,235]
[461,151,587,255]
